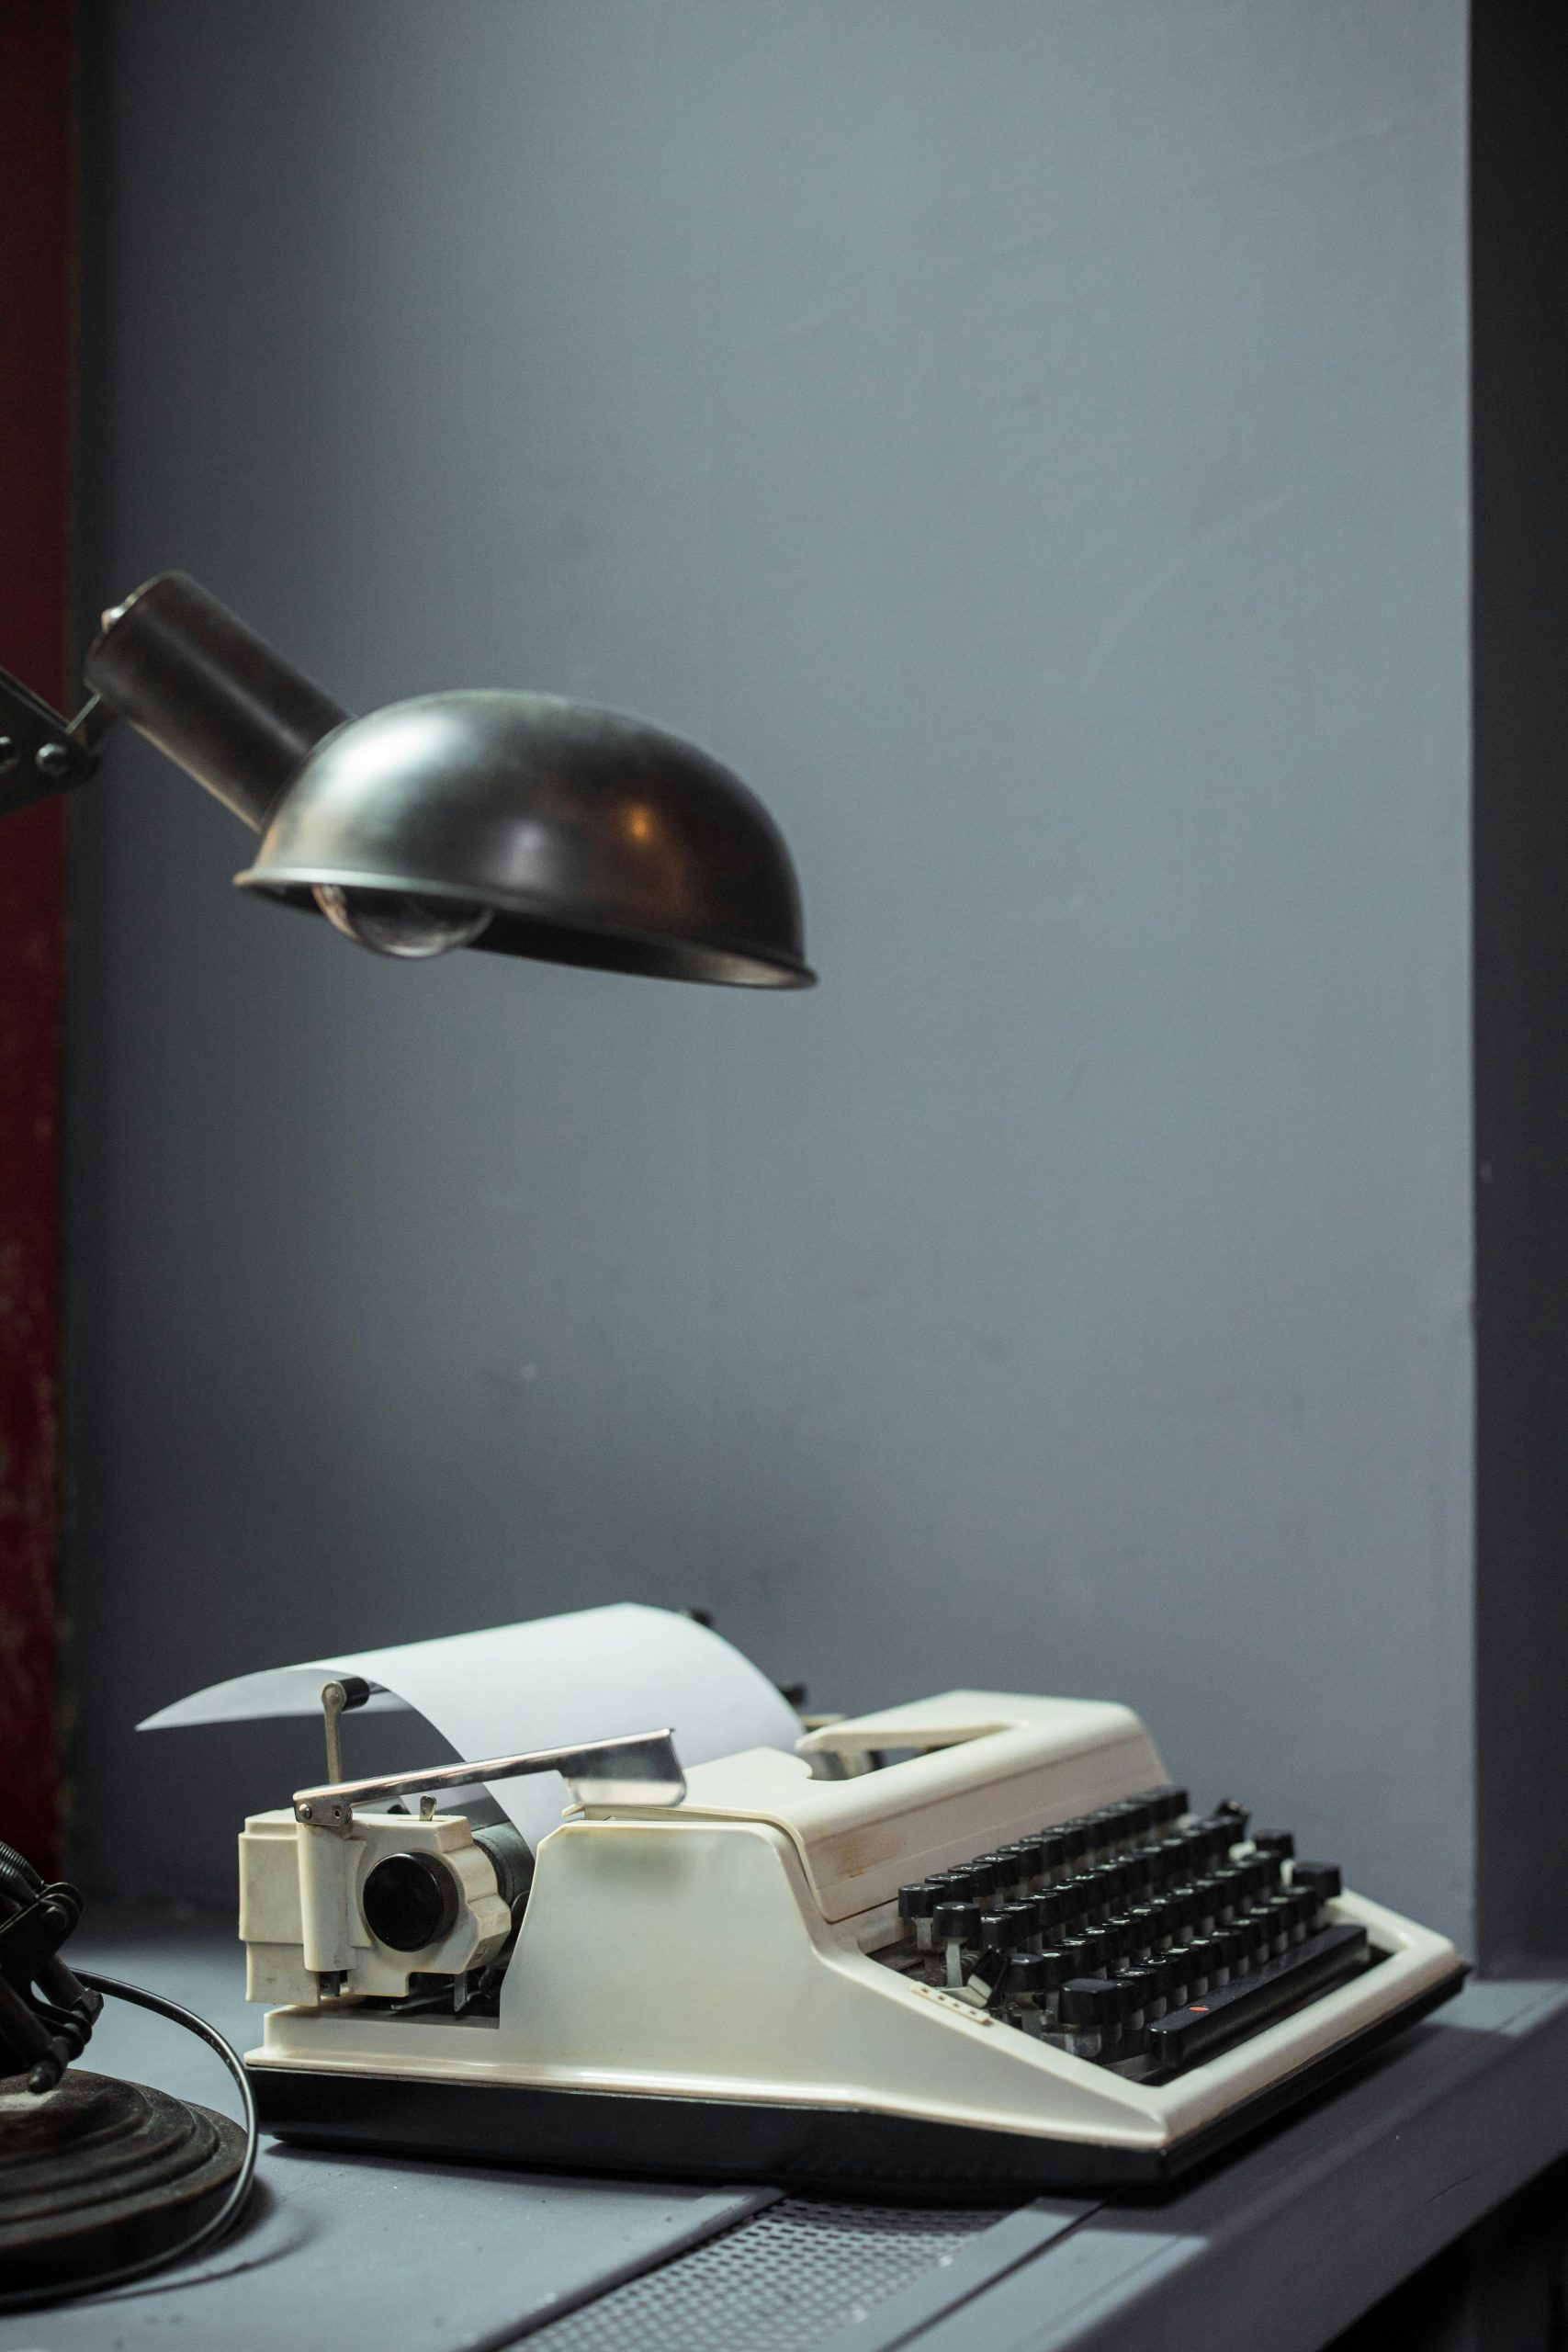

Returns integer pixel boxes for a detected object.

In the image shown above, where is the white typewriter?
[239,1688,1464,2191]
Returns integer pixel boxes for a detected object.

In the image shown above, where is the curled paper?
[139,1603,802,1849]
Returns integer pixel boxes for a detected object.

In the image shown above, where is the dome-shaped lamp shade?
[235,692,814,987]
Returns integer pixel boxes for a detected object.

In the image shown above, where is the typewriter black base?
[252,1965,1466,2199]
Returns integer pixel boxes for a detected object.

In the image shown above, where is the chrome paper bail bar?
[292,1728,685,1831]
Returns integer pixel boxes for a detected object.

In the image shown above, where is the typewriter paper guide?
[138,1603,802,1849]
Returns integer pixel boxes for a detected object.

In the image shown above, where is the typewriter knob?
[362,1850,461,1952]
[931,1900,981,1945]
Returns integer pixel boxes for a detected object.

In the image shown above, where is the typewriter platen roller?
[243,1690,1465,2193]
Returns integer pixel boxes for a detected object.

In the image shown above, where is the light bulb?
[313,885,492,959]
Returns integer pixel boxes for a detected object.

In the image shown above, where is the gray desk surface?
[6,1909,1566,2352]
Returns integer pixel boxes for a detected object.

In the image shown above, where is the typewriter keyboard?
[881,1788,1367,2080]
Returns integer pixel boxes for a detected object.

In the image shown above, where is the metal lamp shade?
[235,691,814,988]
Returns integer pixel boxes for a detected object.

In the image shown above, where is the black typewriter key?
[1163,1883,1198,1937]
[1164,1951,1196,2010]
[1058,1874,1098,1928]
[1120,1905,1159,1961]
[1122,1849,1158,1897]
[1180,1828,1219,1876]
[1250,1902,1290,1962]
[1114,1909,1156,1964]
[1190,1933,1229,1988]
[1101,1859,1134,1907]
[931,1899,981,1987]
[1188,1880,1220,1935]
[897,1881,940,1951]
[1066,1871,1104,1928]
[1264,1891,1304,1950]
[1264,1890,1299,1947]
[1058,1976,1108,2057]
[1169,1893,1202,1943]
[1287,1886,1319,1941]
[1038,1829,1076,1880]
[1248,1905,1283,1965]
[1098,1911,1134,1964]
[966,1857,1003,1900]
[1292,1860,1343,1919]
[1035,1830,1066,1880]
[1231,1853,1269,1900]
[970,1853,1009,1898]
[1075,1868,1110,1919]
[1168,1940,1211,1999]
[1008,1948,1070,2034]
[1104,1858,1137,1905]
[1184,1892,1220,1945]
[1061,1975,1132,2061]
[1254,1830,1295,1860]
[1133,1960,1171,2022]
[1162,1941,1199,1999]
[1119,1798,1156,1842]
[1036,1885,1075,1942]
[1005,1895,1045,1951]
[1059,1929,1106,1978]
[945,1862,999,1903]
[1008,1837,1045,1889]
[1144,1898,1178,1951]
[1116,1966,1159,2052]
[964,1914,1019,2006]
[995,1847,1035,1898]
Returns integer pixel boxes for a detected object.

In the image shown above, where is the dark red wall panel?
[0,0,76,1870]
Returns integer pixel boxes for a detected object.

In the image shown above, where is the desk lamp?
[1,570,815,986]
[0,571,813,2306]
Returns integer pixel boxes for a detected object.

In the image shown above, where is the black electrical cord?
[0,1968,259,2314]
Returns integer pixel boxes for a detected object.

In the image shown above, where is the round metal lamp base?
[0,2069,247,2295]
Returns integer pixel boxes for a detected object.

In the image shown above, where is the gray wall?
[70,0,1472,1939]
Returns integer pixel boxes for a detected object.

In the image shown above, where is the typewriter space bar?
[1149,1923,1371,2073]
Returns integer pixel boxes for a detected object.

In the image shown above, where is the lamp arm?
[82,573,350,831]
[2,573,350,835]
[0,668,108,819]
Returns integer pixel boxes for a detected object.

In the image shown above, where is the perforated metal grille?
[519,2197,1011,2351]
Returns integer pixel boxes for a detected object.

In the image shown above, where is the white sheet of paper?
[138,1603,801,1848]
